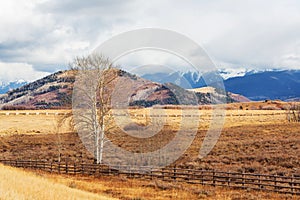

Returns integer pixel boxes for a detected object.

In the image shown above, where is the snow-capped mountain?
[142,70,224,89]
[224,70,300,101]
[141,69,300,101]
[218,68,287,80]
[218,68,261,80]
[2,68,300,103]
[0,70,240,110]
[0,80,28,94]
[141,68,262,86]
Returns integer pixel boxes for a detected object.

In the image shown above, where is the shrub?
[286,104,300,122]
[1,105,28,110]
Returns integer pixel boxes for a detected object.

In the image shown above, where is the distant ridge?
[224,70,300,101]
[0,69,239,110]
[0,80,28,94]
[142,70,300,101]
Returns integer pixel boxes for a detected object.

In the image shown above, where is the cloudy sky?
[0,0,300,82]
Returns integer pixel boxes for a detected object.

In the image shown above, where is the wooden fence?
[1,159,299,195]
[0,111,288,118]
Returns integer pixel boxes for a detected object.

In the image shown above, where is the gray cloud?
[0,0,300,82]
[37,0,138,17]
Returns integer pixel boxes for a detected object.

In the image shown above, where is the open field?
[0,108,288,134]
[2,159,299,195]
[0,108,299,174]
[28,169,300,200]
[0,110,71,136]
[0,164,115,200]
[0,163,298,200]
[0,107,299,199]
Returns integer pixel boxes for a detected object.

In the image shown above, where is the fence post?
[129,166,132,178]
[58,162,61,174]
[228,172,230,186]
[274,175,277,191]
[212,171,216,187]
[66,162,68,174]
[242,172,245,187]
[190,169,194,182]
[291,175,294,194]
[173,168,176,180]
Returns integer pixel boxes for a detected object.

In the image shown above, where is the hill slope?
[142,70,300,101]
[0,69,239,110]
[0,70,75,109]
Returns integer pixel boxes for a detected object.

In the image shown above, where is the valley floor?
[0,108,299,199]
[0,164,115,200]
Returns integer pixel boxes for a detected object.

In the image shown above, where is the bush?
[286,104,300,122]
[1,105,28,110]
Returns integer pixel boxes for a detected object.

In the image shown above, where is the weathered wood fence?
[0,111,288,118]
[1,159,299,195]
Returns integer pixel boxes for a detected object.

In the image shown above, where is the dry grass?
[0,107,299,199]
[0,108,299,174]
[179,121,300,176]
[0,108,288,136]
[14,169,298,200]
[0,164,115,200]
[0,161,297,200]
[0,110,71,136]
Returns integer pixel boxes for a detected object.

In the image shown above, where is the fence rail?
[0,159,299,195]
[0,111,288,118]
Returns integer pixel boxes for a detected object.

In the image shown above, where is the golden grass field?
[0,110,71,136]
[0,163,298,200]
[0,164,115,200]
[0,105,299,199]
[0,108,288,135]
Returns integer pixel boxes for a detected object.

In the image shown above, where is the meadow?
[0,164,115,200]
[0,104,299,199]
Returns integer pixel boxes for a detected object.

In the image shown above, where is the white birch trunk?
[99,124,105,164]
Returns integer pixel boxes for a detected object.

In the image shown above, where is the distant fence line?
[0,159,299,195]
[0,111,288,118]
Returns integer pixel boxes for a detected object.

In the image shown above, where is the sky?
[0,0,300,83]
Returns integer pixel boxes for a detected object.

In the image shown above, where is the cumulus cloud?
[0,0,300,82]
[0,62,49,83]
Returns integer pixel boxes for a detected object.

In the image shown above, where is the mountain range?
[1,69,299,109]
[142,70,300,101]
[224,70,300,101]
[0,69,240,110]
[0,80,28,94]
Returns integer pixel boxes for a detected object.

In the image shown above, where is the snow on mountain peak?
[0,80,28,94]
[218,68,261,80]
[16,79,26,84]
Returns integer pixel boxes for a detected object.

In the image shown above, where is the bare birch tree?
[71,54,118,164]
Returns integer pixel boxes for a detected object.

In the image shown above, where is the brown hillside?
[0,69,239,110]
